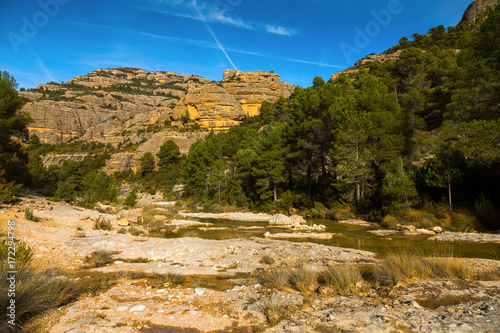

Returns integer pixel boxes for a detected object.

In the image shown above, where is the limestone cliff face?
[461,0,498,23]
[20,68,208,143]
[22,67,293,142]
[42,154,93,167]
[222,69,294,117]
[22,98,148,143]
[171,85,246,131]
[21,67,293,172]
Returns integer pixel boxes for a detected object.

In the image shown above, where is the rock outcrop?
[21,67,293,142]
[461,0,498,23]
[171,84,246,131]
[20,68,208,144]
[42,154,93,167]
[20,67,294,171]
[222,69,294,117]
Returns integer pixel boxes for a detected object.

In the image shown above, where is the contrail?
[34,53,55,82]
[191,1,237,70]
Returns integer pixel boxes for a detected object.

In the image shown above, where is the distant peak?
[461,0,499,23]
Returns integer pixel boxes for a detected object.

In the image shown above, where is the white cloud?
[142,0,295,35]
[204,5,253,30]
[266,25,297,36]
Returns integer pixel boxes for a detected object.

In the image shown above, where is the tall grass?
[263,267,292,289]
[322,265,363,291]
[0,239,78,332]
[373,245,474,285]
[292,265,318,293]
[260,298,287,326]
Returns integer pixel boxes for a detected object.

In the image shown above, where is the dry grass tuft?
[373,246,475,285]
[322,265,363,291]
[260,298,288,326]
[0,240,79,332]
[259,254,276,265]
[128,226,143,236]
[83,250,115,268]
[93,216,112,231]
[263,267,292,289]
[292,265,319,293]
[163,272,186,285]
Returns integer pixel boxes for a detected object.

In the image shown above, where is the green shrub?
[310,202,327,218]
[124,187,138,207]
[0,238,34,265]
[24,208,39,222]
[53,180,78,202]
[0,170,22,204]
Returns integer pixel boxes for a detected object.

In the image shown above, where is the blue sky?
[1,0,472,89]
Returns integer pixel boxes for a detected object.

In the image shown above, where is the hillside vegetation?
[1,4,499,231]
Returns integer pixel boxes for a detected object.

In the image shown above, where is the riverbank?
[1,197,499,332]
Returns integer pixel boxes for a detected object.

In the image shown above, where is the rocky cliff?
[23,67,292,172]
[461,0,498,23]
[20,67,208,143]
[21,67,293,143]
[222,69,294,117]
[170,84,246,131]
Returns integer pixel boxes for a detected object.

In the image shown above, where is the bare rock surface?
[264,232,336,240]
[222,70,294,117]
[47,273,500,333]
[180,211,273,221]
[2,197,500,333]
[76,235,375,276]
[338,219,376,227]
[462,0,499,23]
[428,231,500,243]
[171,84,246,131]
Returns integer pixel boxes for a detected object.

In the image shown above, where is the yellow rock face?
[222,70,294,117]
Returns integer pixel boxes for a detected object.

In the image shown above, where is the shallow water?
[160,217,500,260]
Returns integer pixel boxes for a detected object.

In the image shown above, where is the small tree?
[312,76,325,88]
[124,187,138,207]
[156,140,181,172]
[0,169,22,203]
[140,152,155,177]
[27,134,42,150]
[381,158,419,213]
[425,144,464,211]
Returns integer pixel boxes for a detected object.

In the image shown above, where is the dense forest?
[1,4,499,231]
